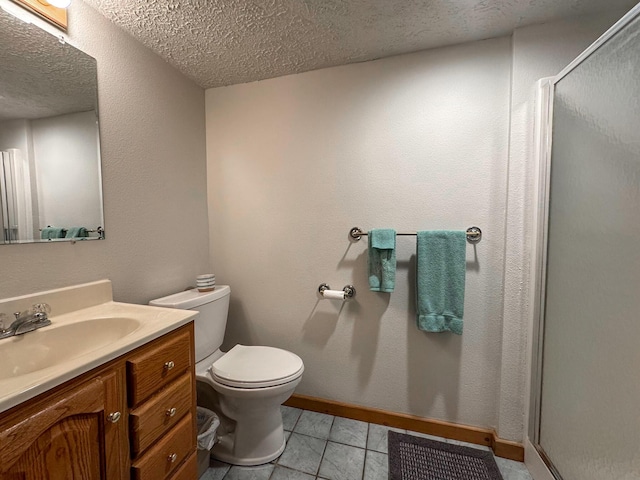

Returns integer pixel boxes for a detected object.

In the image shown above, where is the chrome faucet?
[0,303,51,339]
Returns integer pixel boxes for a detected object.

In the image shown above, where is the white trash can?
[196,407,219,478]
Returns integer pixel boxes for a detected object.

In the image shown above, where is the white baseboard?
[525,438,555,480]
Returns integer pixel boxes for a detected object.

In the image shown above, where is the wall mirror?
[0,8,104,244]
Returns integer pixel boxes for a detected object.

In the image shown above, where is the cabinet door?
[0,370,128,480]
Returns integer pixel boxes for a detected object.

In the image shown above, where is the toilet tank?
[149,285,231,363]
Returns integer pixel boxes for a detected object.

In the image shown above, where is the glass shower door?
[536,9,640,480]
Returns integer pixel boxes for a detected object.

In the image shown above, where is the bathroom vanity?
[0,281,198,480]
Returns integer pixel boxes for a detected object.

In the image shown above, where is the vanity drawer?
[131,413,195,480]
[168,452,198,480]
[127,328,192,407]
[130,372,193,456]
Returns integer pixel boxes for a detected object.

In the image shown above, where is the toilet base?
[196,372,302,466]
[212,435,286,466]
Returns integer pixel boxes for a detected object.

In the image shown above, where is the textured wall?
[501,12,625,442]
[0,0,209,304]
[206,38,511,431]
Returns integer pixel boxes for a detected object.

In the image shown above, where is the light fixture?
[11,0,69,29]
[38,0,71,7]
[46,0,70,7]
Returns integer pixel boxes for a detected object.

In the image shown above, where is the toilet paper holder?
[318,283,356,300]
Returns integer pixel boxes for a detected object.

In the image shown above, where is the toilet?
[150,285,304,466]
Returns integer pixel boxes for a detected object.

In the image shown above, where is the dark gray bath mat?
[388,431,504,480]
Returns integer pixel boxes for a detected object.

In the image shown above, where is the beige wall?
[0,0,210,303]
[206,37,512,432]
[205,13,621,441]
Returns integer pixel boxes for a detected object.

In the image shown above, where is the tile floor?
[202,406,533,480]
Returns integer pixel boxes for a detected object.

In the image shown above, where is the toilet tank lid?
[149,285,230,309]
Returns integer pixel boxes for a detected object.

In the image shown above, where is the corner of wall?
[497,9,627,442]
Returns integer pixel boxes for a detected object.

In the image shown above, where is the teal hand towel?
[65,227,89,238]
[368,229,396,292]
[41,227,65,239]
[416,230,466,334]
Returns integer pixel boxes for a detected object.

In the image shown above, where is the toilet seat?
[209,345,304,389]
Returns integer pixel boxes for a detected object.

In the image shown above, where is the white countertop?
[0,300,196,413]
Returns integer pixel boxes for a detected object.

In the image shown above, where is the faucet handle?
[0,313,8,332]
[32,303,51,315]
[31,303,51,322]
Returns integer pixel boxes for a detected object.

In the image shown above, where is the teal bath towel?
[65,227,89,238]
[416,230,466,334]
[40,227,66,239]
[368,229,396,292]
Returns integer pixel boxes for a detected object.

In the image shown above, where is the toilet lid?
[211,345,304,388]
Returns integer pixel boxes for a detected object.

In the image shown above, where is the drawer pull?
[107,411,121,423]
[164,360,175,371]
[166,407,177,417]
[168,453,178,463]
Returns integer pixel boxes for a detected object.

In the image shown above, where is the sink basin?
[0,279,198,413]
[0,317,140,380]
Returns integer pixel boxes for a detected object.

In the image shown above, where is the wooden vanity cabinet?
[0,323,196,480]
[128,326,197,480]
[0,367,129,480]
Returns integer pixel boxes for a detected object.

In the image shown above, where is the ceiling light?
[39,0,71,8]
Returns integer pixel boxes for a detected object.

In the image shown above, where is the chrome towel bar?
[349,226,482,244]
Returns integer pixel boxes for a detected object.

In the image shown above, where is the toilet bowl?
[197,345,303,465]
[150,286,304,466]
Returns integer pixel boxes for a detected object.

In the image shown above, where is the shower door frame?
[528,3,640,479]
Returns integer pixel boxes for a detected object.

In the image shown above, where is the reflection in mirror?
[0,8,104,244]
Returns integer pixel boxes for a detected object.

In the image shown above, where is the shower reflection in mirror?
[0,148,34,242]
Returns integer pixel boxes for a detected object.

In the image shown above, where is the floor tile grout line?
[360,421,371,480]
[289,407,303,432]
[277,453,327,478]
[266,452,277,480]
[293,430,370,451]
[275,408,312,478]
[278,411,337,478]
[315,415,335,477]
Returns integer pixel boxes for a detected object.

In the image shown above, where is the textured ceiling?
[0,9,97,121]
[85,0,634,88]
